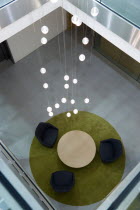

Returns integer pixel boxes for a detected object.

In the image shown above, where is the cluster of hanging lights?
[41,25,49,90]
[39,0,99,118]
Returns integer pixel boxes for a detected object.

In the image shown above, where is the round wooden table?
[57,130,96,168]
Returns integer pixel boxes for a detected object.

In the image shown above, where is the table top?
[57,130,96,168]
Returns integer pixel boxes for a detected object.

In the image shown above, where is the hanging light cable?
[61,4,67,75]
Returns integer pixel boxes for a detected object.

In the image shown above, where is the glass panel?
[101,0,140,27]
[0,182,23,210]
[0,0,16,9]
[0,150,49,210]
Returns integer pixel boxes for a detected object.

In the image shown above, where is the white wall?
[7,8,67,63]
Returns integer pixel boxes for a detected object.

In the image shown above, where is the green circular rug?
[30,111,125,206]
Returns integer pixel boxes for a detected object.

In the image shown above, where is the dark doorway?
[0,41,11,63]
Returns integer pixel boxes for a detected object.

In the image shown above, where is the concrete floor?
[0,28,140,210]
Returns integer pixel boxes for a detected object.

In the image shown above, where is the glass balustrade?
[98,0,140,28]
[0,0,16,9]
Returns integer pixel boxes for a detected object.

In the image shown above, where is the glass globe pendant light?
[40,68,46,74]
[73,79,78,84]
[47,107,52,112]
[91,7,99,17]
[41,26,49,34]
[66,112,71,117]
[43,83,48,89]
[55,103,60,109]
[71,15,79,24]
[79,54,85,61]
[76,19,82,26]
[73,109,78,114]
[64,75,69,81]
[82,37,89,45]
[49,112,53,117]
[41,37,47,44]
[64,84,69,89]
[84,98,90,103]
[61,98,67,103]
[70,99,75,104]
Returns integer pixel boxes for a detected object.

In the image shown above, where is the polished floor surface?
[0,28,140,210]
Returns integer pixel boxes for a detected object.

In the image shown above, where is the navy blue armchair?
[50,171,75,192]
[99,138,123,163]
[35,122,58,148]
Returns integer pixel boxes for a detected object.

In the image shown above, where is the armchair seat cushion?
[35,122,58,148]
[100,142,113,161]
[43,128,58,147]
[50,171,75,192]
[99,138,123,163]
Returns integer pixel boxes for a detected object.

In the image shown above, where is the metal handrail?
[0,140,56,210]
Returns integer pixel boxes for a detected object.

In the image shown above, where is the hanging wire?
[55,6,64,112]
[85,0,89,38]
[61,0,69,114]
[90,30,95,64]
[84,0,90,101]
[37,1,50,110]
[55,9,63,74]
[71,21,74,100]
[61,1,67,75]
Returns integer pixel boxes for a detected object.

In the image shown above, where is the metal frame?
[0,140,56,210]
[0,0,17,9]
[97,0,140,29]
[67,0,140,51]
[0,0,48,27]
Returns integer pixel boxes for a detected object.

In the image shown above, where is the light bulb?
[73,109,78,114]
[64,75,69,81]
[79,54,85,61]
[73,79,78,84]
[47,107,52,112]
[64,84,69,89]
[76,19,82,26]
[61,98,67,103]
[43,83,48,89]
[91,7,99,17]
[84,98,90,103]
[41,37,47,44]
[41,26,49,34]
[49,112,53,117]
[67,112,71,117]
[82,37,89,45]
[71,15,79,24]
[55,103,60,109]
[50,0,58,3]
[40,68,46,74]
[70,99,75,104]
